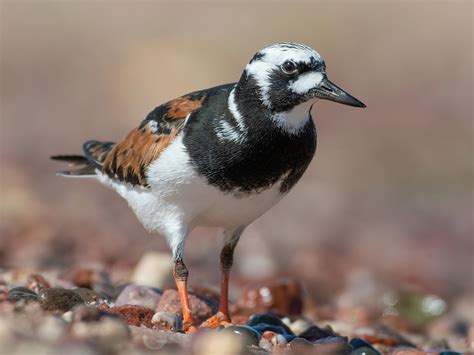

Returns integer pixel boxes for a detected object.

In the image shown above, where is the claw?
[200,311,232,328]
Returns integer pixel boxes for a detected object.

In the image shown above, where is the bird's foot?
[182,322,197,333]
[200,311,232,328]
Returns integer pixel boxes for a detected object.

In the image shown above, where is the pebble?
[220,325,260,347]
[38,288,84,312]
[131,252,174,288]
[300,324,340,342]
[104,304,155,328]
[237,277,303,316]
[36,315,67,341]
[350,338,381,355]
[130,326,189,351]
[71,316,130,349]
[288,337,316,352]
[8,286,38,302]
[352,324,414,347]
[195,329,249,355]
[312,336,352,354]
[73,287,113,307]
[156,289,217,324]
[152,311,181,331]
[26,274,51,293]
[258,330,287,351]
[115,284,162,309]
[71,305,115,323]
[285,317,313,335]
[248,313,294,334]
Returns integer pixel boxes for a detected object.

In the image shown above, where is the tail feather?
[57,165,98,177]
[52,140,115,178]
[50,155,89,166]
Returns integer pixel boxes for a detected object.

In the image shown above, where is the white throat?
[271,100,315,134]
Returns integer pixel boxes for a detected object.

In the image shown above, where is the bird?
[52,42,365,332]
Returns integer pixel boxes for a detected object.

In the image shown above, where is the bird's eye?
[281,61,298,74]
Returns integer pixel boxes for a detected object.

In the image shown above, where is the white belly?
[98,135,286,237]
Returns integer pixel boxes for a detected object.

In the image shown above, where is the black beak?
[314,77,366,108]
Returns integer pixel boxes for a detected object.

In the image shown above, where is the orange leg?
[201,243,236,328]
[173,258,196,332]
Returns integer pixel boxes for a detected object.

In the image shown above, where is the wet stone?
[220,325,260,347]
[258,330,287,351]
[115,284,162,309]
[104,304,155,328]
[248,313,294,334]
[8,286,39,302]
[300,324,340,342]
[350,338,381,355]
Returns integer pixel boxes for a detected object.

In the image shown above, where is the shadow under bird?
[52,42,365,332]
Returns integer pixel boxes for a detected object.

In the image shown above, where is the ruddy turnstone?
[52,43,365,331]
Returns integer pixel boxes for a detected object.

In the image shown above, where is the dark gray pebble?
[39,288,84,312]
[350,338,380,355]
[220,325,260,347]
[248,313,293,334]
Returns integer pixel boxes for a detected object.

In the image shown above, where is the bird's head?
[241,43,366,114]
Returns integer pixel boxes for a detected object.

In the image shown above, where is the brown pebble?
[237,277,303,316]
[156,289,217,324]
[104,305,155,328]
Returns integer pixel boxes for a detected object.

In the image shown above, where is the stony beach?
[1,252,472,354]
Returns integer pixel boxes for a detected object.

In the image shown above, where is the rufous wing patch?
[102,94,206,186]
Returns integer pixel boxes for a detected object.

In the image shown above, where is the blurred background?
[1,0,472,314]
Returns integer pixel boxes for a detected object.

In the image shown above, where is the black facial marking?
[249,51,265,63]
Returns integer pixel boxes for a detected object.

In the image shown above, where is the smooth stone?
[248,313,294,334]
[350,338,381,355]
[70,316,130,349]
[313,336,352,355]
[151,311,181,331]
[39,288,84,312]
[220,325,260,347]
[104,304,155,328]
[288,337,315,352]
[131,252,173,288]
[251,324,296,341]
[8,286,38,302]
[195,329,247,355]
[73,287,113,307]
[115,284,161,309]
[300,324,340,342]
[156,289,217,324]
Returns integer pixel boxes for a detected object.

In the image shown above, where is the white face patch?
[245,43,323,108]
[289,72,324,94]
